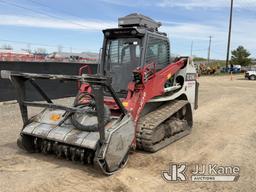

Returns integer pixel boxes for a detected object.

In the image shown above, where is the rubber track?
[136,100,191,152]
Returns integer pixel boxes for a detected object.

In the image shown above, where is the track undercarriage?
[137,100,193,152]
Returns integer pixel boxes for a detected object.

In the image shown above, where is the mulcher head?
[1,70,135,175]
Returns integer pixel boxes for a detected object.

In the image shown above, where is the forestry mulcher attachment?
[0,13,199,175]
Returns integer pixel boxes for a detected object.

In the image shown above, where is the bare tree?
[2,44,13,50]
[34,48,47,55]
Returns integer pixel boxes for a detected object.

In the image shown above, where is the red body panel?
[125,59,186,122]
[79,58,186,122]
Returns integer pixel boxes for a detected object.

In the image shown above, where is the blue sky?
[0,0,255,59]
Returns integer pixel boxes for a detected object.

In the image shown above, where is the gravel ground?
[0,74,256,192]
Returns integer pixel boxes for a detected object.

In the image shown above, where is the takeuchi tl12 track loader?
[1,13,199,175]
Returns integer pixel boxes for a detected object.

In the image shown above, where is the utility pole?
[58,45,63,53]
[190,41,193,56]
[27,43,31,53]
[225,0,234,70]
[207,36,212,65]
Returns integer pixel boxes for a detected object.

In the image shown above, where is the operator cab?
[100,13,170,97]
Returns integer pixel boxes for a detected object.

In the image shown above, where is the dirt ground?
[0,74,256,192]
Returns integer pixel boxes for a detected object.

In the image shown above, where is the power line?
[0,0,91,30]
[25,0,83,21]
[211,49,226,55]
[193,49,208,52]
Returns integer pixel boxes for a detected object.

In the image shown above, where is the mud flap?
[194,81,199,110]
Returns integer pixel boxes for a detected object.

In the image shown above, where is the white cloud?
[1,14,255,45]
[161,23,225,40]
[160,18,256,58]
[0,14,255,58]
[230,18,256,51]
[0,15,116,30]
[101,0,256,9]
[100,0,151,7]
[156,0,256,9]
[0,14,224,41]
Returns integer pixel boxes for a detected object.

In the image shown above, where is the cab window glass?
[145,36,169,70]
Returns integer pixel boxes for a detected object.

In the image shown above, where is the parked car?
[221,65,241,73]
[245,70,256,80]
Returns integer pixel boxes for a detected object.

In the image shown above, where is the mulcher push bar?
[0,70,127,143]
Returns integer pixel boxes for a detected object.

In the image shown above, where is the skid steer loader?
[0,13,199,175]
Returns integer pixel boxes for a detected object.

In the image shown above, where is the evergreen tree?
[231,46,251,66]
